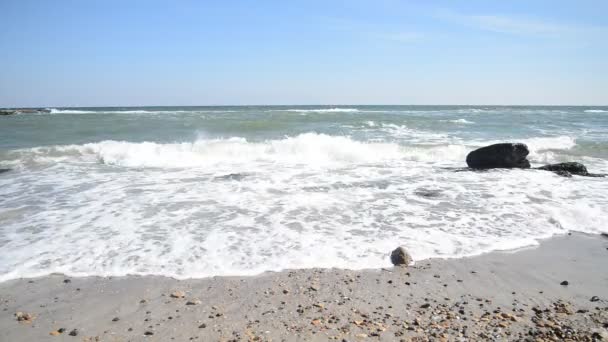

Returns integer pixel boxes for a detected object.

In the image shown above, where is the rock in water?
[537,162,589,176]
[466,143,531,169]
[390,247,412,266]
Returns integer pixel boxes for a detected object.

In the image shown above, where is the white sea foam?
[1,132,606,282]
[2,134,579,170]
[49,108,97,114]
[444,118,475,124]
[584,109,608,113]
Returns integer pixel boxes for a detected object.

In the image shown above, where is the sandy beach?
[1,233,606,341]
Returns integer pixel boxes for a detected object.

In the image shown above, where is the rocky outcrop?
[0,169,10,174]
[0,108,51,116]
[537,162,588,177]
[390,247,412,266]
[537,162,606,178]
[466,143,531,169]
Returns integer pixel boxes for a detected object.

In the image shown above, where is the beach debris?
[390,247,412,266]
[15,312,34,323]
[186,299,201,305]
[50,328,66,336]
[170,290,186,298]
[466,143,530,169]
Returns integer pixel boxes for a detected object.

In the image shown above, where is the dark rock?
[0,108,51,116]
[590,296,600,302]
[560,280,569,286]
[0,168,11,174]
[414,189,442,198]
[466,143,531,169]
[68,329,78,336]
[144,331,154,336]
[112,317,120,322]
[57,328,66,333]
[420,303,430,309]
[63,279,71,283]
[390,247,412,266]
[537,162,588,176]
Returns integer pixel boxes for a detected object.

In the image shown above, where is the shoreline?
[1,233,607,341]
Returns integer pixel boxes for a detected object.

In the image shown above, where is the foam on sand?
[0,133,606,282]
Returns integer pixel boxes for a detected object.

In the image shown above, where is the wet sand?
[1,233,607,341]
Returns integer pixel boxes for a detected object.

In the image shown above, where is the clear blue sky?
[1,0,607,107]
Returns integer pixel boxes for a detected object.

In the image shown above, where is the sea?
[1,105,607,282]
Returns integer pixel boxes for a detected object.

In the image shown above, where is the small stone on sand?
[170,291,186,298]
[390,247,412,266]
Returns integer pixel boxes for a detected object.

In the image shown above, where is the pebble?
[112,317,120,322]
[560,281,569,286]
[170,291,186,298]
[590,296,599,302]
[144,331,154,336]
[15,312,34,322]
[186,299,202,305]
[68,329,78,336]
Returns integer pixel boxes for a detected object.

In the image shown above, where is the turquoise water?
[0,106,607,281]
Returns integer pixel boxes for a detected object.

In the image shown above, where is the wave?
[584,109,608,113]
[444,118,475,124]
[49,108,97,114]
[2,133,582,171]
[279,108,360,113]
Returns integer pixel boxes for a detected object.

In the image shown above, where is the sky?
[1,0,607,107]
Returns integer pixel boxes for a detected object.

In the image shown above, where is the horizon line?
[3,104,608,109]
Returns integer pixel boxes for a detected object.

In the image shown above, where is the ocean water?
[1,105,607,281]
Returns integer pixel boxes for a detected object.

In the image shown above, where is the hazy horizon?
[1,0,607,107]
[6,104,608,109]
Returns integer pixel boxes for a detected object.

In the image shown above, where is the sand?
[1,233,607,341]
